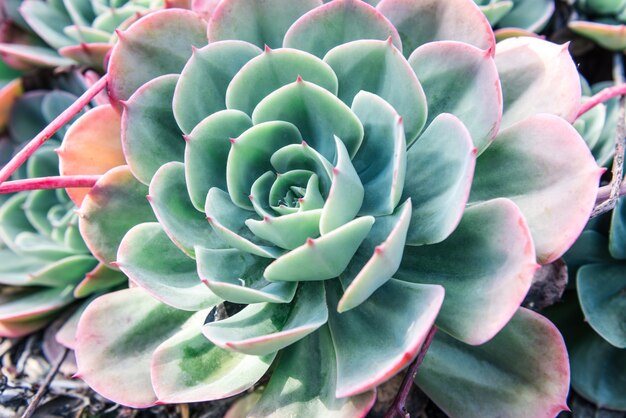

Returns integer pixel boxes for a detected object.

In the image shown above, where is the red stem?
[0,76,108,185]
[577,83,626,118]
[0,175,101,194]
[384,325,438,418]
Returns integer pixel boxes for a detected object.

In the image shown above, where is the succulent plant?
[551,197,626,411]
[0,70,125,343]
[0,0,164,70]
[55,0,602,415]
[569,0,626,50]
[474,0,554,32]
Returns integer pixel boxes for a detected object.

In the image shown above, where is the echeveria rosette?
[69,0,600,416]
[556,197,626,411]
[569,0,626,50]
[0,0,164,70]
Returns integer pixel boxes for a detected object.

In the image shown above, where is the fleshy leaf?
[107,9,208,105]
[495,37,581,129]
[397,198,537,345]
[338,200,411,313]
[203,282,326,355]
[264,216,374,281]
[320,138,364,234]
[252,80,364,162]
[226,48,338,115]
[609,197,626,259]
[569,21,626,51]
[59,105,125,206]
[208,0,321,48]
[122,74,185,185]
[326,279,444,397]
[149,162,226,257]
[73,262,127,298]
[470,114,601,264]
[376,0,495,57]
[79,166,157,265]
[497,0,554,32]
[75,288,195,408]
[577,264,626,348]
[403,113,476,245]
[152,318,275,403]
[324,39,426,144]
[196,247,297,304]
[415,308,570,418]
[117,222,220,311]
[246,209,322,250]
[173,41,261,134]
[350,92,406,216]
[409,41,501,153]
[248,326,376,418]
[283,0,401,58]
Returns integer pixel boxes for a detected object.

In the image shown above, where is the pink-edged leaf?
[248,326,376,418]
[397,198,537,345]
[0,315,54,338]
[151,321,275,404]
[0,43,74,68]
[78,166,157,266]
[495,37,581,129]
[74,287,196,408]
[59,105,125,207]
[203,282,327,355]
[376,0,495,57]
[208,0,321,48]
[326,279,444,397]
[73,262,127,298]
[107,9,208,106]
[470,114,602,264]
[283,0,401,58]
[409,41,502,154]
[58,43,111,71]
[569,21,626,51]
[416,308,570,418]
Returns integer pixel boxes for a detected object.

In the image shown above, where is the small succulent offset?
[0,0,163,70]
[62,0,601,416]
[570,0,626,50]
[0,71,125,343]
[554,197,626,411]
[473,0,554,32]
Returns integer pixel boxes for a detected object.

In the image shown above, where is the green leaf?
[149,162,226,257]
[324,38,426,144]
[326,279,443,397]
[246,209,322,250]
[73,262,128,298]
[377,0,495,57]
[569,20,626,51]
[185,110,253,210]
[108,9,208,104]
[252,80,364,162]
[152,319,275,403]
[117,222,220,311]
[264,216,374,281]
[173,41,261,134]
[0,44,74,68]
[0,285,75,323]
[249,326,376,418]
[416,308,570,418]
[196,247,297,304]
[409,41,501,154]
[350,92,406,216]
[20,0,74,48]
[75,288,195,408]
[320,138,363,234]
[203,282,326,355]
[79,166,157,265]
[403,113,475,245]
[495,37,580,129]
[283,0,401,58]
[207,0,321,48]
[610,197,626,259]
[338,200,411,313]
[577,264,626,348]
[497,0,554,32]
[123,74,185,185]
[470,115,602,264]
[397,198,537,345]
[226,47,338,115]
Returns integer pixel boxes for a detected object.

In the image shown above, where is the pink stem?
[0,175,101,194]
[577,83,626,118]
[0,76,108,185]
